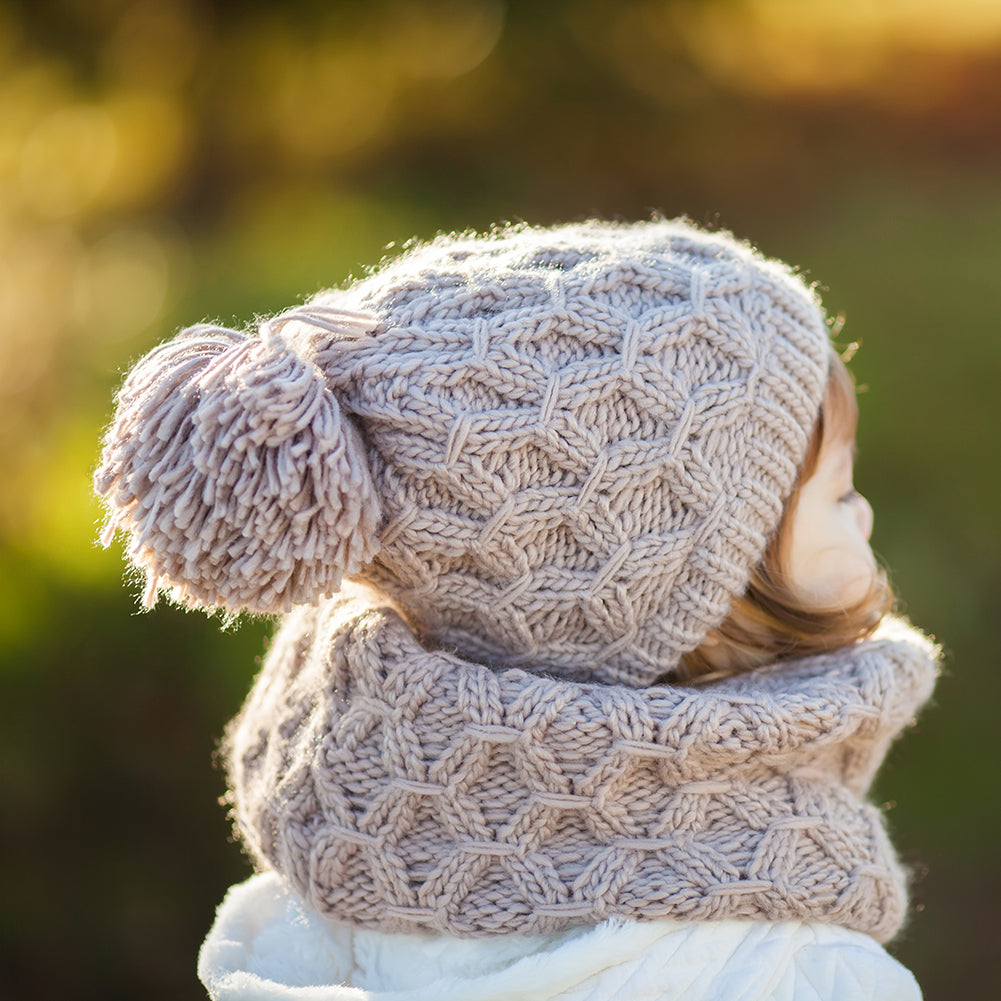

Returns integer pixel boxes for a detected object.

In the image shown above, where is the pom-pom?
[95,321,381,614]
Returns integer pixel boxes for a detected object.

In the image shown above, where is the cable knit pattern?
[96,220,830,686]
[96,219,940,953]
[227,598,937,944]
[302,221,830,685]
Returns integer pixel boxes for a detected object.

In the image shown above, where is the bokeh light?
[1,2,999,999]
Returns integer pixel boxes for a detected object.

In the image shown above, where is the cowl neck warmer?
[226,597,937,945]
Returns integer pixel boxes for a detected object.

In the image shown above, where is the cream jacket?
[199,874,921,1001]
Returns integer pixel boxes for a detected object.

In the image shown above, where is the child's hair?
[670,350,893,684]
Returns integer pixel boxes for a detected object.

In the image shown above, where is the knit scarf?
[226,594,937,945]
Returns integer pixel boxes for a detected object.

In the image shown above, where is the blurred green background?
[1,1,998,998]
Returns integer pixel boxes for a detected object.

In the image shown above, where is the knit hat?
[96,219,830,686]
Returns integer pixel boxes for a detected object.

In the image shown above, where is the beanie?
[96,219,830,686]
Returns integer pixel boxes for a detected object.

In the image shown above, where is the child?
[95,220,938,1001]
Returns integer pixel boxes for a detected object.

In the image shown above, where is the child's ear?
[94,319,381,615]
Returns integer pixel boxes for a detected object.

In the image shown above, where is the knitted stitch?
[94,219,936,948]
[96,220,830,686]
[227,594,937,944]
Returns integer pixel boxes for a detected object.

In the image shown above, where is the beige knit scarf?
[226,593,937,945]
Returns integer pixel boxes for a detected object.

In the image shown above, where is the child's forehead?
[832,444,855,475]
[816,433,856,481]
[825,412,858,452]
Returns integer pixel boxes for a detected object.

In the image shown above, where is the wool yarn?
[95,219,939,945]
[96,220,829,686]
[95,312,381,613]
[227,594,938,944]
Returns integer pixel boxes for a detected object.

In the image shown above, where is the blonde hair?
[668,350,893,684]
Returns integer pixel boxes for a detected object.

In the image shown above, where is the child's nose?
[856,494,874,541]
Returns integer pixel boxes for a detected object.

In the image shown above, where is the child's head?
[96,219,887,687]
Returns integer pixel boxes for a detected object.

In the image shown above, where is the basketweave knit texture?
[227,596,938,944]
[296,220,831,685]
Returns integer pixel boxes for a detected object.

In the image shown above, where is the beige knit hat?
[96,219,830,686]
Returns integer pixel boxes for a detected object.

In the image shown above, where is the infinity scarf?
[226,596,937,944]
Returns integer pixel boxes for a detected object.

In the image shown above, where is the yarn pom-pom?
[94,322,381,614]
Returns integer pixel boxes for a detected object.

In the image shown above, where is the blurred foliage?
[1,1,999,999]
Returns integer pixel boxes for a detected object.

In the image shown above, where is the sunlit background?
[2,2,999,998]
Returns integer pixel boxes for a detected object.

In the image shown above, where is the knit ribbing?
[227,595,938,944]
